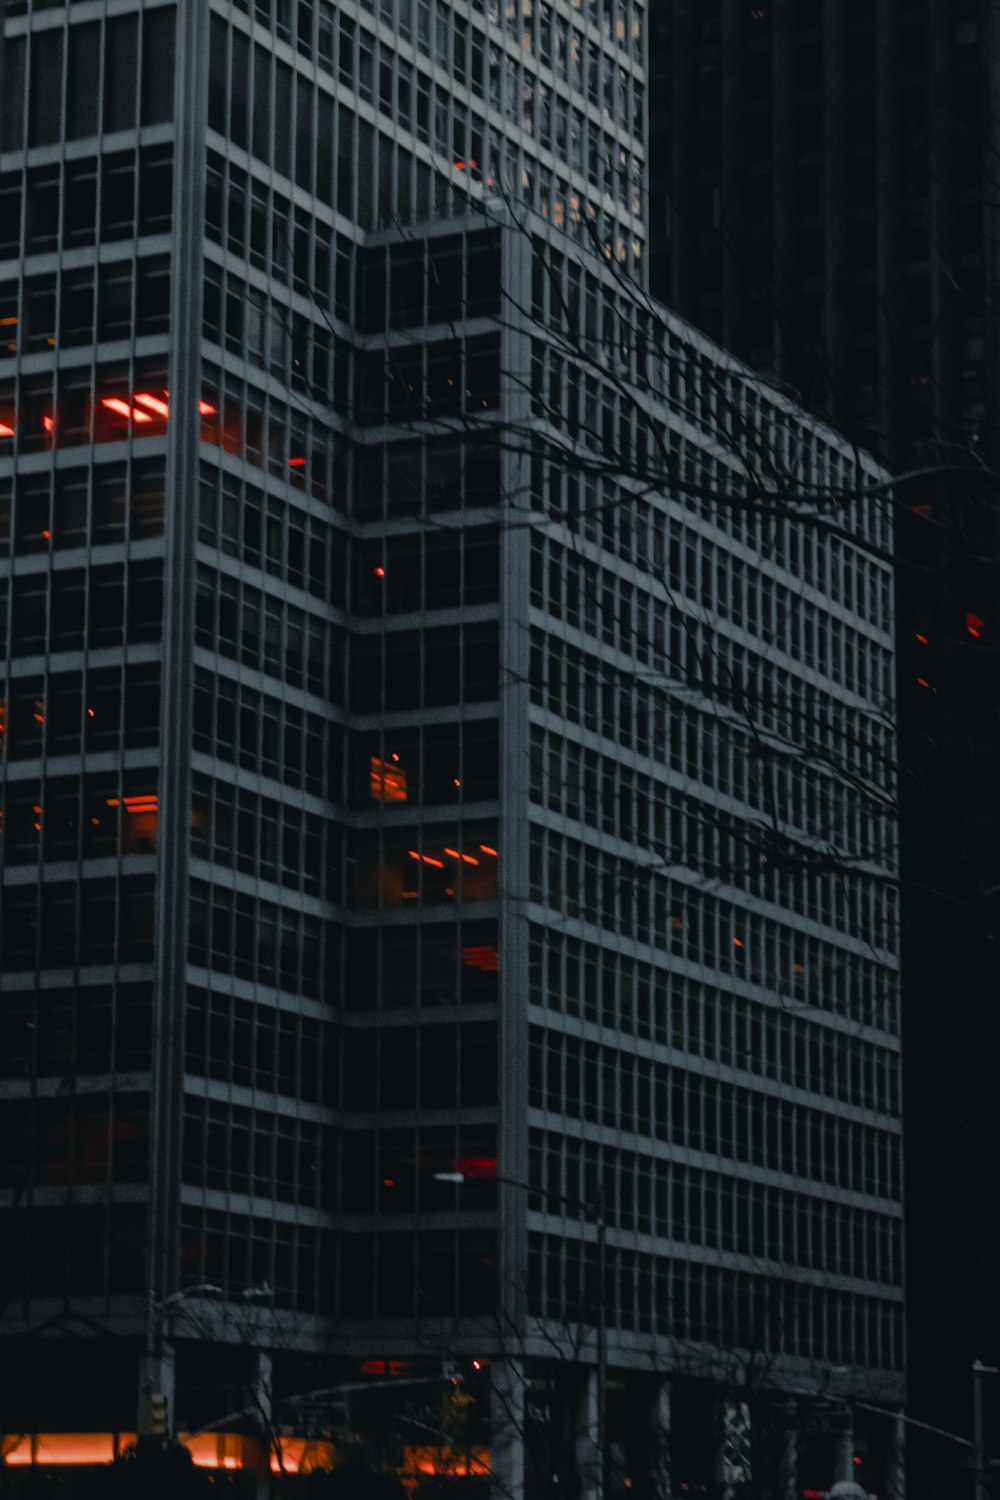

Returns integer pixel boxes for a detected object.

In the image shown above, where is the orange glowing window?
[122,795,158,812]
[0,423,14,438]
[134,392,170,418]
[479,844,498,857]
[967,611,985,639]
[462,945,499,972]
[42,415,54,432]
[288,455,306,467]
[198,400,217,416]
[370,756,408,802]
[101,397,152,423]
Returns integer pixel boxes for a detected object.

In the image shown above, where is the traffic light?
[147,1392,169,1437]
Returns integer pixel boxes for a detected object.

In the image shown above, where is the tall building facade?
[1,1,902,1494]
[648,6,1000,1492]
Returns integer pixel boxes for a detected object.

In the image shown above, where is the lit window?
[370,756,408,803]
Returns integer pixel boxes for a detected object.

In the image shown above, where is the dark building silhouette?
[649,4,1000,1495]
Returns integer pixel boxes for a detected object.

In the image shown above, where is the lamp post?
[434,1167,609,1500]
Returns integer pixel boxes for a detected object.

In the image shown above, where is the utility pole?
[139,1283,223,1438]
[972,1360,998,1500]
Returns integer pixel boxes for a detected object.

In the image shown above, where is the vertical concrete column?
[491,1358,526,1500]
[832,1421,856,1486]
[648,1378,671,1499]
[137,1338,176,1436]
[884,1411,905,1500]
[575,1368,602,1500]
[777,1400,799,1500]
[242,1348,274,1500]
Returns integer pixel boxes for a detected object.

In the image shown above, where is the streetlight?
[433,1167,609,1499]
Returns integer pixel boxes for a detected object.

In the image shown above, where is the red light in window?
[911,503,933,516]
[0,423,14,437]
[966,611,985,638]
[198,400,217,416]
[360,1359,411,1376]
[42,529,51,538]
[451,1156,497,1179]
[915,633,928,644]
[916,677,937,692]
[461,853,479,864]
[453,777,461,787]
[101,397,152,423]
[444,848,461,860]
[732,937,743,948]
[288,456,306,467]
[382,1179,395,1188]
[134,392,170,418]
[374,565,386,577]
[86,708,95,717]
[479,844,498,857]
[42,415,54,432]
[422,855,444,868]
[462,945,499,972]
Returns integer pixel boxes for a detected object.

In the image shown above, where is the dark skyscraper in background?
[1,0,906,1493]
[648,3,1000,1493]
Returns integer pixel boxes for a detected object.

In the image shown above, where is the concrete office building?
[0,1,902,1493]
